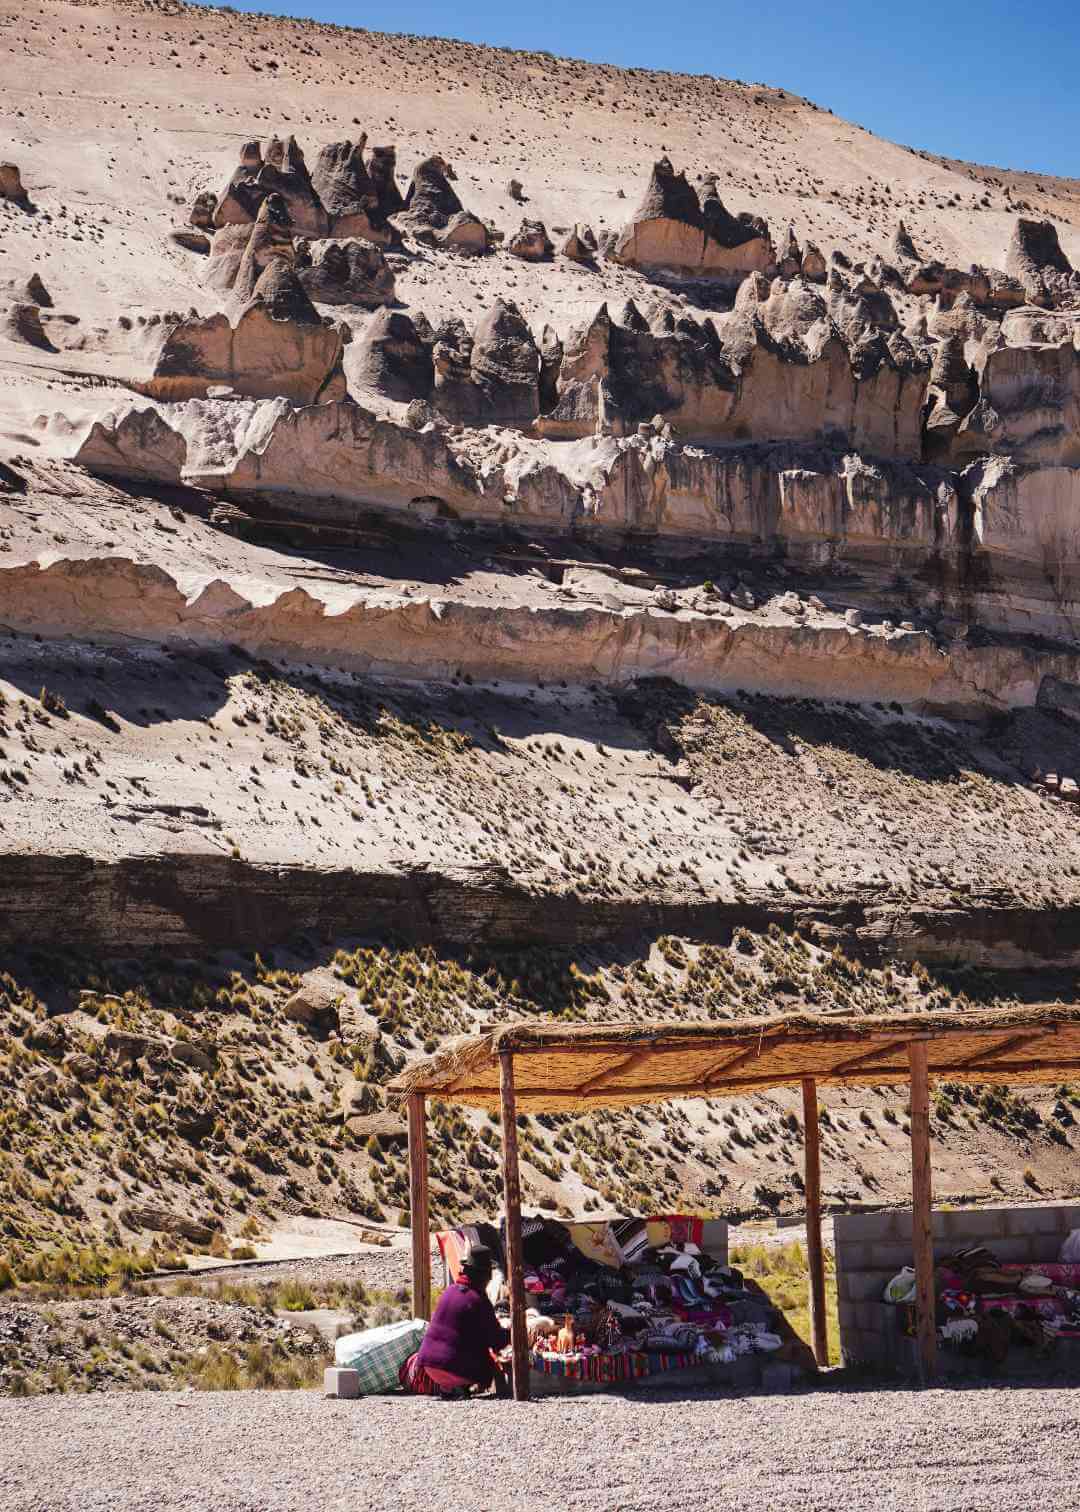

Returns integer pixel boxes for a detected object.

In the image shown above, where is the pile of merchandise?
[438,1214,790,1386]
[884,1243,1080,1363]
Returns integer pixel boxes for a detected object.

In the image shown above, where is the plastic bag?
[334,1318,427,1395]
[883,1266,917,1304]
[1059,1229,1080,1264]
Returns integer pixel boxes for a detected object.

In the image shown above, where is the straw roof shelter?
[389,1004,1080,1397]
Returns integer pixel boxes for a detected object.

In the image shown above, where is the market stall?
[434,1211,806,1394]
[389,1004,1080,1397]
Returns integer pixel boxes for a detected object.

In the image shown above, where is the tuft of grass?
[730,1239,840,1365]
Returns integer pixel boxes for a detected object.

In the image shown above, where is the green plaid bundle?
[334,1319,428,1396]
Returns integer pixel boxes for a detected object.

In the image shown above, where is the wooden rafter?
[828,1039,905,1078]
[939,1028,1058,1074]
[575,1049,654,1094]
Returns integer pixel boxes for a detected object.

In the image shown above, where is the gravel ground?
[2,1381,1079,1511]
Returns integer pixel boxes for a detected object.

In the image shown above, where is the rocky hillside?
[1,0,1080,1264]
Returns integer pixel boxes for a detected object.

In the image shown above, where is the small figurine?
[556,1313,575,1354]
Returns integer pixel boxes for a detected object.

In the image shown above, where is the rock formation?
[0,303,55,351]
[433,299,540,425]
[561,224,597,263]
[367,145,405,217]
[508,219,554,261]
[170,229,211,255]
[134,263,346,406]
[72,404,187,483]
[310,139,395,246]
[611,158,773,282]
[227,193,297,306]
[214,136,329,238]
[2,271,51,307]
[1006,217,1078,305]
[396,155,489,254]
[296,238,395,309]
[189,191,217,231]
[0,163,28,204]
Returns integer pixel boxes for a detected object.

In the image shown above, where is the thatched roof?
[387,1005,1080,1113]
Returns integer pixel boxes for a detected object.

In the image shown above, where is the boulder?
[508,218,554,261]
[63,1053,99,1083]
[297,238,395,309]
[311,139,395,246]
[120,1205,216,1247]
[0,302,55,351]
[170,228,211,254]
[214,135,329,237]
[0,163,28,204]
[72,404,187,483]
[347,1111,407,1144]
[189,191,217,231]
[438,210,490,256]
[1006,217,1077,305]
[3,271,52,307]
[368,144,405,217]
[283,981,337,1026]
[561,224,597,263]
[347,307,433,402]
[611,158,773,282]
[397,155,489,254]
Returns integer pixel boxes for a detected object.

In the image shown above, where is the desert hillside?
[1,0,1080,1301]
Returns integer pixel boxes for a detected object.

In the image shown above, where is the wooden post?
[499,1049,530,1401]
[406,1092,431,1321]
[801,1076,828,1368]
[908,1039,937,1384]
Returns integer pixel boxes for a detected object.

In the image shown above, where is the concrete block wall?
[835,1203,1080,1371]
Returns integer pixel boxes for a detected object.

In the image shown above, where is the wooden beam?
[499,1049,530,1402]
[496,1023,1051,1056]
[406,1093,431,1321]
[444,1058,1080,1109]
[802,1077,829,1369]
[908,1039,937,1384]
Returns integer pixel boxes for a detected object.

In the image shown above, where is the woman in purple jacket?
[417,1245,511,1397]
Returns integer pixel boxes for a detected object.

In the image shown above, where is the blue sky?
[211,0,1078,178]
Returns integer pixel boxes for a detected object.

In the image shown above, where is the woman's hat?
[462,1243,494,1275]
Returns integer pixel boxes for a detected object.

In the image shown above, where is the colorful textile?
[568,1222,624,1269]
[436,1228,469,1283]
[531,1347,693,1384]
[399,1351,440,1396]
[335,1319,427,1396]
[661,1215,705,1247]
[1001,1263,1080,1286]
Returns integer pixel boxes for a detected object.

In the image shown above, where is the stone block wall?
[835,1202,1080,1372]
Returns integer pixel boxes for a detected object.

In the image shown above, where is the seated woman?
[416,1244,511,1397]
